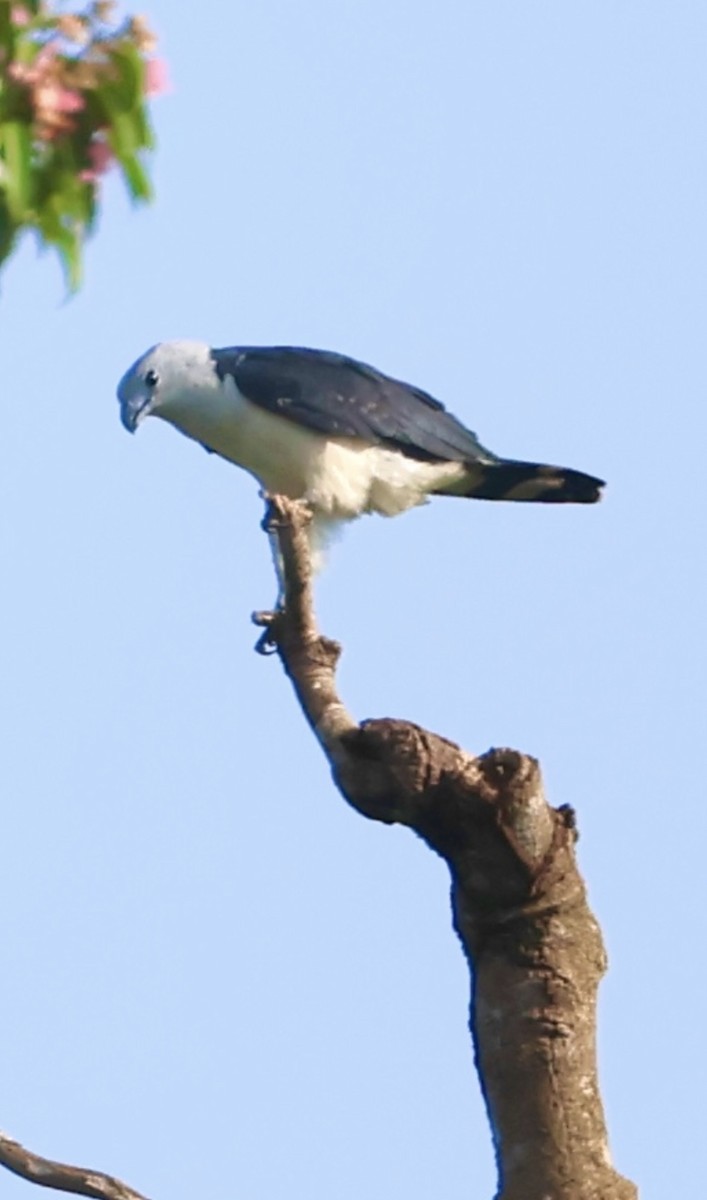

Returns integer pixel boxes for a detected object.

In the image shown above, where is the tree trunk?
[1,495,638,1200]
[254,495,638,1200]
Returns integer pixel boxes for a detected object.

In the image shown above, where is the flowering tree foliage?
[0,1,167,290]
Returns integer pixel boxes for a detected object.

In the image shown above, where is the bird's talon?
[261,509,281,535]
[252,607,285,654]
[254,628,279,655]
[252,608,276,628]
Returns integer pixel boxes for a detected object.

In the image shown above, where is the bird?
[117,340,604,579]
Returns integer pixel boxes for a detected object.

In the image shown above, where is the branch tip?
[0,1131,149,1200]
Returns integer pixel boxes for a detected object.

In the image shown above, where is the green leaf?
[35,197,83,292]
[100,42,145,113]
[0,6,11,48]
[1,119,34,219]
[106,109,140,157]
[119,152,152,203]
[55,234,82,292]
[133,104,156,152]
[0,196,18,268]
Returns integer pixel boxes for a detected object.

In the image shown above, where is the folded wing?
[211,346,499,465]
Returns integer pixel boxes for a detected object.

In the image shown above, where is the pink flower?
[80,139,114,184]
[88,139,114,172]
[7,61,37,84]
[34,84,85,139]
[35,43,58,66]
[53,86,85,113]
[8,45,58,88]
[35,83,84,114]
[144,57,170,96]
[11,6,30,26]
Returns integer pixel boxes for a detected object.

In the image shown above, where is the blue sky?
[2,2,704,1197]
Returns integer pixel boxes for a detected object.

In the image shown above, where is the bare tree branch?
[2,493,637,1200]
[253,497,358,764]
[260,494,638,1200]
[0,1131,149,1200]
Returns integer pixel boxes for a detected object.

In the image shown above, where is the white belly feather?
[159,373,466,521]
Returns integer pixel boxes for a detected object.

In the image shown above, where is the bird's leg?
[252,494,317,654]
[252,530,284,654]
[252,496,287,654]
[268,529,287,607]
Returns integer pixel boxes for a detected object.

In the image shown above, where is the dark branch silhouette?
[254,494,638,1200]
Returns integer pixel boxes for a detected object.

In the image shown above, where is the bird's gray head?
[117,340,215,433]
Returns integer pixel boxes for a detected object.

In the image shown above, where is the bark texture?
[255,495,638,1200]
[0,1132,148,1200]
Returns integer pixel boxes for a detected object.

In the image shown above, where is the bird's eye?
[145,368,159,388]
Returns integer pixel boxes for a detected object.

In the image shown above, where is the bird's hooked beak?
[119,391,153,433]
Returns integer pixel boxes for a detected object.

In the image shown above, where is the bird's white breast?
[160,373,466,520]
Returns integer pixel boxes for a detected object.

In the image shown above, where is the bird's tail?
[439,459,604,504]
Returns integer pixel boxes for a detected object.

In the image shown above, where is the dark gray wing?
[211,346,498,464]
